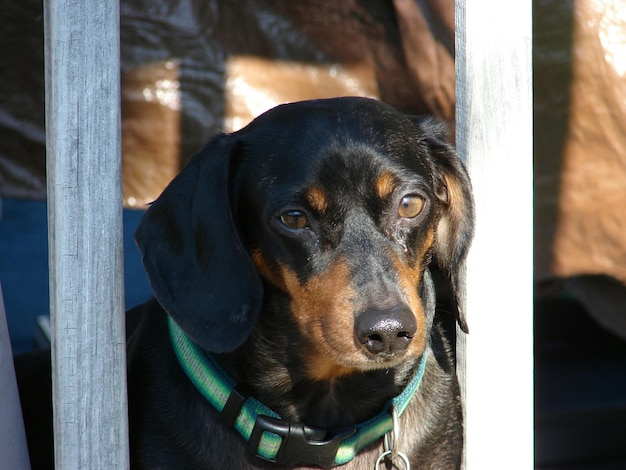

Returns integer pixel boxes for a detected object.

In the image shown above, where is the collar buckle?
[249,414,356,468]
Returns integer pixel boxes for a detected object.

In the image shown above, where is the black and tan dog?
[19,97,474,469]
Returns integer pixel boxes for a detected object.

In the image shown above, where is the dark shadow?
[533,0,574,281]
[534,277,626,468]
[0,0,46,200]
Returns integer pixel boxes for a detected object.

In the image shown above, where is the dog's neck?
[219,300,423,429]
[168,315,428,468]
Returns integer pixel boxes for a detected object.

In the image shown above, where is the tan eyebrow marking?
[375,171,397,200]
[305,186,328,213]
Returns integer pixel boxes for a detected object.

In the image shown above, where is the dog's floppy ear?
[135,133,262,353]
[412,117,475,333]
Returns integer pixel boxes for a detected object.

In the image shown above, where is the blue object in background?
[0,198,152,354]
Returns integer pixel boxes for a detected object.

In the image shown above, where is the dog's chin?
[353,351,419,371]
[305,348,421,381]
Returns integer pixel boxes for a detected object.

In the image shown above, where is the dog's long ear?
[135,133,262,353]
[412,117,475,333]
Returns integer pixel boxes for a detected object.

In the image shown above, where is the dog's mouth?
[305,349,419,382]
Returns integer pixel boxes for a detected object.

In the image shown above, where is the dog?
[17,97,474,469]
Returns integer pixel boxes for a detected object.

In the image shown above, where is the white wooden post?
[455,1,533,468]
[44,0,129,468]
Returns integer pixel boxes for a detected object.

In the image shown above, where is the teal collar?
[168,316,426,468]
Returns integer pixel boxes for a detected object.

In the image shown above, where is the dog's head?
[136,97,474,379]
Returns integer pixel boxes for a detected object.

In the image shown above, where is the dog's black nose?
[355,306,417,356]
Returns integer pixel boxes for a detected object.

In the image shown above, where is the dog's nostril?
[355,306,417,356]
[368,334,383,343]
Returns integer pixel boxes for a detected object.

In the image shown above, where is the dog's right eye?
[398,195,425,219]
[279,210,310,230]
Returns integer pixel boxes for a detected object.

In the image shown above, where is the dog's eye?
[279,210,310,230]
[398,195,424,219]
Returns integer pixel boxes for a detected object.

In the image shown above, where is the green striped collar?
[168,316,426,468]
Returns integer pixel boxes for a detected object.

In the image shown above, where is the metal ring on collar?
[378,405,410,469]
[384,405,401,459]
[375,449,411,470]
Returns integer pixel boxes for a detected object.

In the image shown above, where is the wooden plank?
[44,0,129,468]
[0,283,31,469]
[455,1,533,468]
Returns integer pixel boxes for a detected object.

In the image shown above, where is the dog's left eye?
[398,195,424,219]
[279,210,310,230]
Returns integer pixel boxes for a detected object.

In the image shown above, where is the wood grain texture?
[455,1,533,468]
[44,0,129,468]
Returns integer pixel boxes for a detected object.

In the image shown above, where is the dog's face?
[235,106,451,379]
[136,97,474,380]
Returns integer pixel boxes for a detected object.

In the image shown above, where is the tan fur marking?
[375,171,397,200]
[252,251,358,380]
[390,253,430,358]
[253,248,434,380]
[418,228,437,262]
[437,174,467,264]
[279,260,360,381]
[251,249,286,290]
[306,356,356,381]
[443,174,466,227]
[305,186,328,214]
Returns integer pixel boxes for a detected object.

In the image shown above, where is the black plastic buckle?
[248,415,356,468]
